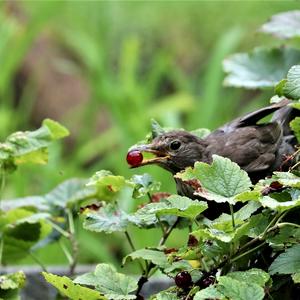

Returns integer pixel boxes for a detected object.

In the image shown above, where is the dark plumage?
[129,99,298,215]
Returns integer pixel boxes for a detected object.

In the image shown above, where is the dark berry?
[126,150,143,166]
[175,271,192,289]
[200,275,215,288]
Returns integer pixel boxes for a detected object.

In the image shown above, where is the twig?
[159,218,180,246]
[125,231,145,273]
[28,250,47,272]
[67,209,78,275]
[136,217,180,296]
[229,204,235,229]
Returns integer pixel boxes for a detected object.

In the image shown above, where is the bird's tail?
[271,103,299,137]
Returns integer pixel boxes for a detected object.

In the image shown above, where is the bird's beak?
[128,144,170,168]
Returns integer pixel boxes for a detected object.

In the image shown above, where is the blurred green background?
[0,1,299,270]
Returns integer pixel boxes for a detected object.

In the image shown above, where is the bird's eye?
[170,140,181,151]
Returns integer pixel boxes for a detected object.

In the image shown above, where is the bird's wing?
[217,99,290,134]
[205,122,282,173]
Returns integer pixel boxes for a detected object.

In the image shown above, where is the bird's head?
[128,131,207,174]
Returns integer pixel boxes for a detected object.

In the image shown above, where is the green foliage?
[43,272,104,300]
[223,47,300,89]
[3,6,300,300]
[260,10,300,39]
[177,155,252,204]
[74,264,138,300]
[0,118,69,172]
[0,271,25,300]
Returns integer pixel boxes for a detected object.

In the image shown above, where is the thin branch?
[159,218,180,247]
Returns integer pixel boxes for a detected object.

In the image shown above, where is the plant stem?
[124,230,145,273]
[0,237,3,266]
[229,204,235,229]
[28,250,47,272]
[136,218,180,296]
[59,239,73,265]
[125,230,136,252]
[67,209,78,275]
[231,242,266,263]
[47,220,70,238]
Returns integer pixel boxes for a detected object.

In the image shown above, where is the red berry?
[175,271,192,289]
[126,150,143,166]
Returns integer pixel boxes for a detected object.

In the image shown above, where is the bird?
[128,99,298,216]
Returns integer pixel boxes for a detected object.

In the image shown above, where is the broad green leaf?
[234,191,261,202]
[194,286,225,300]
[87,170,127,201]
[42,119,70,139]
[282,65,300,100]
[223,47,300,89]
[269,244,300,275]
[129,173,160,198]
[1,196,48,211]
[123,249,168,267]
[292,273,300,283]
[260,195,300,212]
[217,276,265,300]
[290,117,300,142]
[0,271,25,290]
[43,272,104,300]
[1,209,52,262]
[0,118,69,170]
[226,269,270,287]
[130,196,207,227]
[74,264,137,300]
[260,10,300,39]
[45,178,94,208]
[272,172,300,188]
[82,204,129,233]
[267,226,300,249]
[179,155,251,204]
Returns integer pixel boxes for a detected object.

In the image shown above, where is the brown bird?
[129,99,298,215]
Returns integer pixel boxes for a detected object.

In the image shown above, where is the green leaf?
[292,273,300,283]
[269,244,300,275]
[272,172,300,188]
[217,276,265,300]
[0,118,69,170]
[123,249,168,267]
[129,173,160,198]
[179,155,251,204]
[0,209,52,262]
[0,271,25,290]
[74,264,137,300]
[87,170,127,201]
[82,204,129,233]
[260,195,300,212]
[194,286,225,300]
[290,117,300,143]
[267,227,300,249]
[154,292,179,300]
[0,271,26,300]
[282,65,300,100]
[260,10,300,39]
[45,178,94,208]
[223,47,300,89]
[130,196,207,227]
[43,272,104,300]
[226,269,270,287]
[42,119,70,139]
